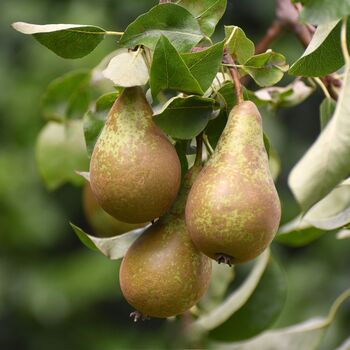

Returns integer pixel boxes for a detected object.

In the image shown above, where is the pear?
[82,183,145,237]
[89,87,181,224]
[119,167,212,318]
[185,101,281,265]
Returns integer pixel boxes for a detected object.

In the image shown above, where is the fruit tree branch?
[223,48,244,104]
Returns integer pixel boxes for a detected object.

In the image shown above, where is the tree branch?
[255,20,284,54]
[223,49,244,104]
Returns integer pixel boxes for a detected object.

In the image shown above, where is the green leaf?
[191,250,270,332]
[277,179,350,245]
[225,26,255,64]
[70,222,147,259]
[176,0,227,37]
[303,180,350,230]
[254,80,314,109]
[209,257,286,342]
[119,3,203,52]
[181,41,225,92]
[42,70,91,122]
[241,50,288,87]
[70,223,98,251]
[153,95,215,139]
[320,97,336,130]
[150,36,203,98]
[12,22,106,59]
[276,220,325,247]
[199,264,235,312]
[300,0,350,25]
[102,48,149,87]
[175,141,190,177]
[84,91,120,156]
[289,20,350,77]
[206,109,228,149]
[211,288,350,350]
[35,120,89,190]
[289,64,350,211]
[215,81,237,113]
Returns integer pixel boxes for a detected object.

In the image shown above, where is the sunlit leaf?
[70,223,149,260]
[289,64,350,211]
[254,80,314,109]
[102,49,149,87]
[12,22,106,58]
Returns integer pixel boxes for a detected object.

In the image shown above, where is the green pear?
[119,167,212,318]
[89,87,181,224]
[83,183,145,237]
[185,101,281,265]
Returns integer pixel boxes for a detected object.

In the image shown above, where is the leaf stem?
[341,17,350,65]
[105,31,124,36]
[314,77,331,99]
[203,134,214,156]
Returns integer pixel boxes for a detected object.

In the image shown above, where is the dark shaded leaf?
[119,3,202,52]
[153,95,215,139]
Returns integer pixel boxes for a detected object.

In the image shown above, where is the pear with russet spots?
[185,101,281,265]
[120,167,212,318]
[89,87,181,224]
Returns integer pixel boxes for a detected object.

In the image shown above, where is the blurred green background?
[0,0,349,349]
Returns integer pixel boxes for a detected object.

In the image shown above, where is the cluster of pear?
[87,86,281,319]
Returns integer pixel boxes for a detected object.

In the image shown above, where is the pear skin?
[83,183,145,237]
[119,168,212,318]
[185,101,281,264]
[90,87,181,224]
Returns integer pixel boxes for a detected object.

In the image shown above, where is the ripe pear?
[185,101,281,265]
[89,87,181,224]
[119,167,212,318]
[82,183,145,237]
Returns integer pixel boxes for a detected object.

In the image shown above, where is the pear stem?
[223,49,244,104]
[195,133,203,167]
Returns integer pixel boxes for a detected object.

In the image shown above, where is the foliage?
[7,0,350,348]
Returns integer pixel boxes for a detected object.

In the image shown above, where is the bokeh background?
[0,0,349,349]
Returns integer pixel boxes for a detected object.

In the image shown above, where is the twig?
[223,49,243,104]
[314,77,331,99]
[255,20,284,54]
[252,0,340,100]
[203,134,214,155]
